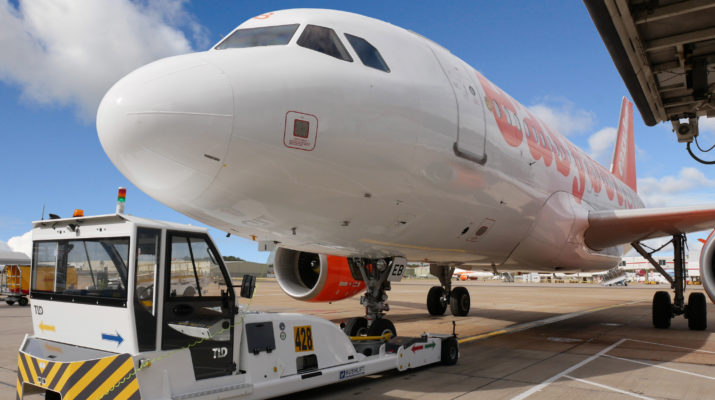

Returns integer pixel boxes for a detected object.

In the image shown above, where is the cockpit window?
[297,25,353,62]
[345,34,390,72]
[215,24,299,50]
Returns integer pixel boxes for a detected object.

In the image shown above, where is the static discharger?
[116,187,126,214]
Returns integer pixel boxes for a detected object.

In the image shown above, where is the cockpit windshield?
[214,24,300,50]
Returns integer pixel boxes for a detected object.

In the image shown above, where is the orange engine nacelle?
[273,248,365,302]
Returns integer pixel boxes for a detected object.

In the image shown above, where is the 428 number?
[294,325,314,352]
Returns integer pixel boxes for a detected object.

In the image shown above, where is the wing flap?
[584,205,715,250]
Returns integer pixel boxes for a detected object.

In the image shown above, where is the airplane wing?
[584,205,715,250]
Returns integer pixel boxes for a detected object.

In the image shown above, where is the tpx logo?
[212,347,228,359]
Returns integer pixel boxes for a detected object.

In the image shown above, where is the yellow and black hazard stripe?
[16,351,140,400]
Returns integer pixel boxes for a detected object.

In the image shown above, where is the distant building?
[224,261,272,278]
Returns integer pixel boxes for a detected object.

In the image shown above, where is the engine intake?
[274,248,365,302]
[699,231,715,304]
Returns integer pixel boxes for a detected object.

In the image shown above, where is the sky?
[1,0,714,263]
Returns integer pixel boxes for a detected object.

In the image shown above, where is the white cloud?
[699,116,715,134]
[0,230,32,257]
[0,0,208,121]
[588,126,617,165]
[637,167,715,208]
[528,98,595,136]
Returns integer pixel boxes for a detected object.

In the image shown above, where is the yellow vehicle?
[1,251,32,306]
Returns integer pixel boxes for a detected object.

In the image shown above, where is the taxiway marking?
[510,338,627,400]
[603,354,715,380]
[458,300,643,345]
[563,375,654,400]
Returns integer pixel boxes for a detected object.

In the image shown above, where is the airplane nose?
[97,54,233,202]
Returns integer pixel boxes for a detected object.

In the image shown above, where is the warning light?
[116,187,126,214]
[72,209,84,217]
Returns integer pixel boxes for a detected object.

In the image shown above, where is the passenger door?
[433,49,487,164]
[161,232,235,380]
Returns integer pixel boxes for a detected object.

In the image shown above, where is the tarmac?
[2,279,714,399]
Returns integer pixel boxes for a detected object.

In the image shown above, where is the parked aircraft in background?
[98,9,715,336]
[453,269,493,281]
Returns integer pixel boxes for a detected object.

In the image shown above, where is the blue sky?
[2,0,714,262]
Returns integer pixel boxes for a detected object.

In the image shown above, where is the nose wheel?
[427,265,471,316]
[342,257,405,338]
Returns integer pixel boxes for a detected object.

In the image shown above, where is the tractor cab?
[19,206,253,398]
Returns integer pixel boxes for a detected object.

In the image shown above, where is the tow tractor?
[17,189,458,399]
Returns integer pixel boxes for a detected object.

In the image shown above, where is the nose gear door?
[161,232,236,380]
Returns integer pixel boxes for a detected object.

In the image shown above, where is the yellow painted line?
[458,300,644,345]
[360,238,467,253]
[90,358,135,400]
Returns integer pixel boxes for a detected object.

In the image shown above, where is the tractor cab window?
[297,25,353,62]
[168,234,227,298]
[214,24,300,49]
[31,238,129,307]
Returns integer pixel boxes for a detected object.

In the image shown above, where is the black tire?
[441,336,459,365]
[687,292,707,331]
[450,287,470,316]
[367,318,397,338]
[427,286,447,316]
[343,317,368,336]
[5,300,14,306]
[18,297,28,306]
[652,291,672,329]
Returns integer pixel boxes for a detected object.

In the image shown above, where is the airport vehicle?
[1,251,31,306]
[97,9,714,334]
[16,198,458,399]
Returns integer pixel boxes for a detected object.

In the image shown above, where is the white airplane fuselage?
[97,9,643,273]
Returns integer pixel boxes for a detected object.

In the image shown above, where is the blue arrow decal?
[101,331,124,346]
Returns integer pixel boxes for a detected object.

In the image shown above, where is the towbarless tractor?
[16,189,458,399]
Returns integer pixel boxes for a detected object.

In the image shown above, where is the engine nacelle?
[274,248,365,302]
[699,231,715,304]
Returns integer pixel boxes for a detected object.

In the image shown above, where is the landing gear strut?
[427,265,471,316]
[633,234,707,330]
[343,257,405,338]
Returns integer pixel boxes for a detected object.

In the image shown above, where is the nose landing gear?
[342,257,406,338]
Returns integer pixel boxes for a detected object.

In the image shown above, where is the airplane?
[453,268,493,281]
[97,9,715,336]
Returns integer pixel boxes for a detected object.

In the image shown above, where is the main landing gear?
[427,265,471,316]
[342,257,404,338]
[632,234,707,330]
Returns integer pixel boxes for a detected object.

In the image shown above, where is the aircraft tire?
[687,292,707,331]
[652,291,672,329]
[367,318,396,339]
[450,287,470,316]
[343,317,368,336]
[441,336,459,365]
[427,286,447,316]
